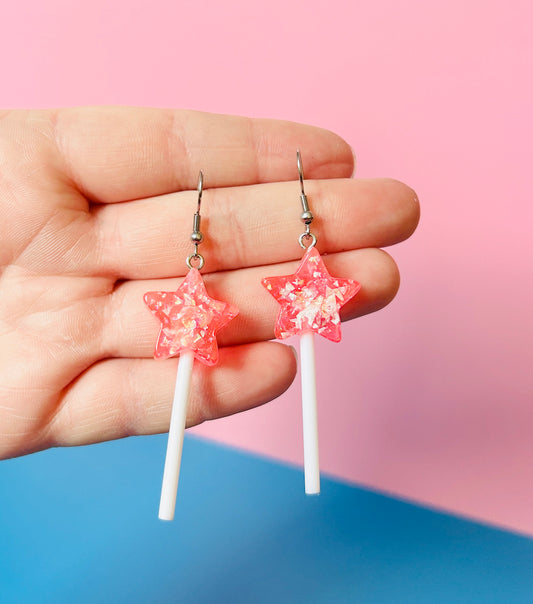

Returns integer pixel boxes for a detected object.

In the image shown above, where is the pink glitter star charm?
[261,246,360,342]
[144,268,238,366]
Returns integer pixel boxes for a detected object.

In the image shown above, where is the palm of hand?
[0,127,108,456]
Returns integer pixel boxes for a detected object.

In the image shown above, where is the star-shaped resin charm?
[261,247,360,342]
[144,268,238,366]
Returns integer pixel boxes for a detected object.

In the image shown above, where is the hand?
[0,107,419,459]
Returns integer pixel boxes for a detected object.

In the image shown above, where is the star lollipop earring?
[144,173,239,521]
[261,151,361,495]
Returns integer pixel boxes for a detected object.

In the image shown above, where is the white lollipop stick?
[300,331,320,495]
[159,350,195,521]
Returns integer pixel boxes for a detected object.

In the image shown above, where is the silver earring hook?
[296,150,317,249]
[186,171,205,270]
[297,149,305,195]
[197,170,203,213]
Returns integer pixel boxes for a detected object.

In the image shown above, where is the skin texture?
[0,107,419,459]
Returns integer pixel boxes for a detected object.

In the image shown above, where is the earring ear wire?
[187,171,205,270]
[297,149,317,249]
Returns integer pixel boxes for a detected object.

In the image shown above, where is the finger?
[95,177,419,278]
[50,107,354,203]
[102,248,399,358]
[42,341,297,449]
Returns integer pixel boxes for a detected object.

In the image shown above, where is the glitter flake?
[261,247,360,342]
[144,268,238,366]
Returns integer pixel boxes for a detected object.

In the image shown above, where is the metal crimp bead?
[301,210,314,225]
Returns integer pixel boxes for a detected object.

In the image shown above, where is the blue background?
[1,436,532,603]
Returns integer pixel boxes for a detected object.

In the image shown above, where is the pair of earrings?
[144,151,360,521]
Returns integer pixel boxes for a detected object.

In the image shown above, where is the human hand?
[0,107,419,459]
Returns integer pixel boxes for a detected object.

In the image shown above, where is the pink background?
[2,0,532,534]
